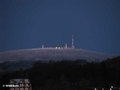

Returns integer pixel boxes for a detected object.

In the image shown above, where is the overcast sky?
[0,0,120,55]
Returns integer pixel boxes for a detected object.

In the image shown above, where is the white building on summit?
[41,35,75,49]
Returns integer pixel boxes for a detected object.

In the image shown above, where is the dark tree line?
[0,56,120,90]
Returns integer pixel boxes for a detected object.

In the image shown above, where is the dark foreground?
[0,56,120,90]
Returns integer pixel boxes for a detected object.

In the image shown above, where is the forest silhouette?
[0,56,120,90]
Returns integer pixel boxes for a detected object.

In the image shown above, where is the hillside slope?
[0,48,117,62]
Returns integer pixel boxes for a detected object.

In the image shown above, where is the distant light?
[56,47,60,49]
[111,86,113,88]
[102,88,104,90]
[94,88,97,90]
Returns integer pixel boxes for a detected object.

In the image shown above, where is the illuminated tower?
[42,45,44,48]
[65,43,67,48]
[72,35,75,48]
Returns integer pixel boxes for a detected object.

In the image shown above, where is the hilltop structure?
[41,35,75,49]
[72,35,75,48]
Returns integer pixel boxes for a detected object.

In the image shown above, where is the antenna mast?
[72,35,75,48]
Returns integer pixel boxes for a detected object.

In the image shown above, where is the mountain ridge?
[0,48,117,62]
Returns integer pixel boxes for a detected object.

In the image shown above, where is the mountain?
[0,48,117,62]
[0,48,117,72]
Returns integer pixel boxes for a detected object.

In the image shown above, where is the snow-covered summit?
[0,48,117,62]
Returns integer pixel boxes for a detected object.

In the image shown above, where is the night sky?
[1,0,120,55]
